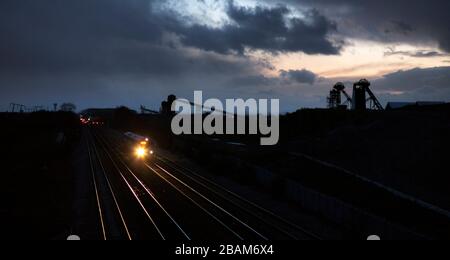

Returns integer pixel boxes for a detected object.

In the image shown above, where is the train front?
[123,132,154,160]
[134,138,154,159]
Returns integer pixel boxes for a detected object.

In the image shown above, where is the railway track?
[153,156,322,240]
[94,130,249,240]
[85,126,450,240]
[97,128,322,240]
[92,129,193,240]
[86,131,132,240]
[86,136,106,240]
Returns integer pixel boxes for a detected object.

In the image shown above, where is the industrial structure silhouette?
[327,79,384,111]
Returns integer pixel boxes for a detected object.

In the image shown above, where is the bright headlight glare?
[135,147,147,158]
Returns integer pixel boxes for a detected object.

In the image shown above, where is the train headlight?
[135,147,147,158]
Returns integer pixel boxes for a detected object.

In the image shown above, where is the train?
[124,132,154,159]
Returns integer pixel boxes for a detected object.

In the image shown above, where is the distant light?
[140,141,147,145]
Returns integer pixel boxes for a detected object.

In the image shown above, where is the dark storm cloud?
[0,0,340,78]
[0,0,153,38]
[375,67,450,92]
[0,0,259,77]
[0,0,268,77]
[0,0,272,110]
[228,75,276,87]
[0,0,163,74]
[272,0,450,52]
[228,68,318,88]
[384,50,449,58]
[175,3,341,55]
[385,21,416,36]
[280,69,318,84]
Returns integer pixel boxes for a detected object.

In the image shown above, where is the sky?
[1,0,450,112]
